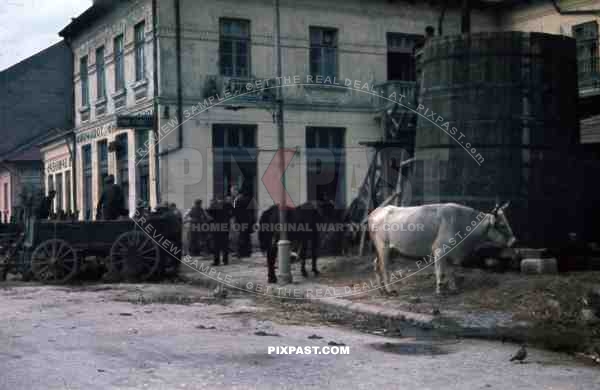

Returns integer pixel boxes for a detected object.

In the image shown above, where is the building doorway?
[306,127,345,207]
[114,133,129,212]
[212,124,257,201]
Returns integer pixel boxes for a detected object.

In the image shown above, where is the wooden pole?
[359,151,378,255]
[395,149,405,206]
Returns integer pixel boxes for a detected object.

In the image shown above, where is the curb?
[179,269,438,331]
[313,297,437,330]
[180,269,591,353]
[179,269,522,337]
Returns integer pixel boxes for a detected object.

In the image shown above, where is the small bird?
[510,344,527,363]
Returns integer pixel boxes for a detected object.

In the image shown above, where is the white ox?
[368,203,516,294]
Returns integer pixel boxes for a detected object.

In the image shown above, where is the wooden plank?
[395,150,406,206]
[359,151,378,256]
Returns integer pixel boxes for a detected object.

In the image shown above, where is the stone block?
[520,258,558,274]
[516,248,547,259]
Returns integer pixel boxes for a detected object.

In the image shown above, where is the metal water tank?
[414,32,579,246]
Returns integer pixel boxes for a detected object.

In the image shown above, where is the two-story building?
[55,0,496,219]
[58,0,157,220]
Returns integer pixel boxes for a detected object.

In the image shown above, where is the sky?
[0,0,91,71]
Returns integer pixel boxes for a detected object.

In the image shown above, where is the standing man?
[233,185,255,258]
[36,190,56,220]
[96,175,126,220]
[208,196,233,266]
[187,199,212,255]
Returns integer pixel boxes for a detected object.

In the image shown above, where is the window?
[219,18,250,77]
[306,127,345,206]
[96,46,106,99]
[136,131,150,204]
[82,145,92,220]
[310,27,338,78]
[80,56,89,106]
[55,173,63,213]
[306,127,344,149]
[134,22,146,81]
[114,34,125,91]
[116,133,129,212]
[98,140,108,197]
[573,21,599,83]
[386,33,420,81]
[65,172,71,213]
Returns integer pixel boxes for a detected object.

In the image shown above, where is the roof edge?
[59,1,121,38]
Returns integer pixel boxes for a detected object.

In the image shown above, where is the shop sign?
[46,157,71,173]
[117,114,154,129]
[76,123,117,144]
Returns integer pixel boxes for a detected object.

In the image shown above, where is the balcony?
[578,57,600,97]
[202,76,275,104]
[373,80,417,109]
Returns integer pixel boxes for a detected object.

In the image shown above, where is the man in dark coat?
[188,199,212,255]
[96,175,126,220]
[233,186,255,258]
[36,190,56,219]
[208,196,233,266]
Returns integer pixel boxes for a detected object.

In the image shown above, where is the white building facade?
[56,0,496,218]
[60,1,157,220]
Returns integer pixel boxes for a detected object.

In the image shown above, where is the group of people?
[184,185,256,266]
[35,175,338,267]
[36,175,127,221]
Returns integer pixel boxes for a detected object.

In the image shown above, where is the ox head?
[487,201,516,248]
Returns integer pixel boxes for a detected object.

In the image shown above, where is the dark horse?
[258,202,323,283]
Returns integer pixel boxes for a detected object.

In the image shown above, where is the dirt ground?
[2,283,598,390]
[314,255,600,357]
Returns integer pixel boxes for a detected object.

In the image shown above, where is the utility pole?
[274,0,292,283]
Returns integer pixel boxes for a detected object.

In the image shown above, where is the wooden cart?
[20,213,181,283]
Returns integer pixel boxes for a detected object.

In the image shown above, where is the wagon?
[19,212,182,283]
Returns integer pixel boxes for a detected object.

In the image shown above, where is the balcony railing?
[374,80,417,109]
[201,76,276,103]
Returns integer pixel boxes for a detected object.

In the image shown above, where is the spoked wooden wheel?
[110,231,160,281]
[30,239,78,283]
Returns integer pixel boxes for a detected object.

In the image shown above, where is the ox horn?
[490,201,499,214]
[500,201,510,210]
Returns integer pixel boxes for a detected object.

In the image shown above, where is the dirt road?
[0,283,597,389]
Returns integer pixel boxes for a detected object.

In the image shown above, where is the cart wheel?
[30,239,78,283]
[110,231,160,281]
